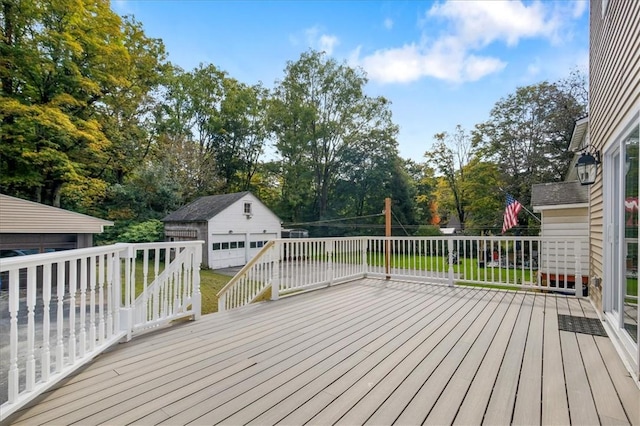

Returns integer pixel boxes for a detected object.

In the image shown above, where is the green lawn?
[367,253,536,285]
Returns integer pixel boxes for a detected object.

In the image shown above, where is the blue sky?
[112,0,589,162]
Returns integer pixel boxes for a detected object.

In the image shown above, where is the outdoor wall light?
[576,150,600,185]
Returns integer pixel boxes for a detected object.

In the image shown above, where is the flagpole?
[498,187,541,223]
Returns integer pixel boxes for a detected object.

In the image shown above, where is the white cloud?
[301,26,340,55]
[319,34,339,55]
[384,18,394,30]
[572,0,588,18]
[358,38,505,84]
[427,0,560,47]
[354,0,582,84]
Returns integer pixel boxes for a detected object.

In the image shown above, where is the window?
[230,242,238,249]
[212,243,221,250]
[250,242,257,248]
[238,241,245,248]
[221,242,229,250]
[244,202,252,215]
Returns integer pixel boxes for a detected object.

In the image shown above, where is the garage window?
[212,243,221,250]
[238,241,245,248]
[221,242,229,250]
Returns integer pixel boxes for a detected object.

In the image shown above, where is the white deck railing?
[0,241,203,420]
[217,236,588,311]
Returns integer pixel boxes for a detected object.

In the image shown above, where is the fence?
[218,236,588,311]
[0,241,203,420]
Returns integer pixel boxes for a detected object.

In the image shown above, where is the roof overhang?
[533,203,589,212]
[568,116,589,152]
[0,194,113,234]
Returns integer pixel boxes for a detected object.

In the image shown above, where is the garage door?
[248,233,278,259]
[210,234,246,269]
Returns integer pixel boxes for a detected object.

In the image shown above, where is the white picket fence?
[0,241,203,420]
[218,236,588,311]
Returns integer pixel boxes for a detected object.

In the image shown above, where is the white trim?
[533,203,588,212]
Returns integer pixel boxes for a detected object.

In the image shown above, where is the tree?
[0,0,167,209]
[472,80,586,205]
[405,159,438,226]
[269,50,399,223]
[424,125,473,230]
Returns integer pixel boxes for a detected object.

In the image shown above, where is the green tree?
[424,125,473,230]
[0,0,166,210]
[269,50,399,223]
[472,80,586,205]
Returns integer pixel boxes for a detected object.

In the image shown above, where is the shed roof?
[531,181,589,208]
[0,194,113,233]
[162,191,252,222]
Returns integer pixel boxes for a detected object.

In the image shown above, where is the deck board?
[482,292,535,425]
[540,295,571,425]
[5,279,639,426]
[512,293,544,425]
[557,296,601,426]
[452,291,525,425]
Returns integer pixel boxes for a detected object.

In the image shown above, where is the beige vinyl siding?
[0,194,113,233]
[589,0,640,308]
[539,208,589,277]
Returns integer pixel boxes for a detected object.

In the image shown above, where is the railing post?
[448,239,454,287]
[271,241,280,301]
[118,244,135,341]
[327,240,335,286]
[362,237,368,277]
[219,293,226,312]
[575,239,584,297]
[192,244,202,320]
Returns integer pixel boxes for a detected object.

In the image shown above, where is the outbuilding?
[0,193,113,255]
[162,192,282,269]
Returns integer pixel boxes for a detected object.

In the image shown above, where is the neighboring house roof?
[531,181,589,210]
[0,193,113,233]
[162,191,278,222]
[566,115,589,182]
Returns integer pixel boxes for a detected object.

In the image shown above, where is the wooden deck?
[5,279,639,425]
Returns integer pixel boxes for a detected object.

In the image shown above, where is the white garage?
[163,192,282,270]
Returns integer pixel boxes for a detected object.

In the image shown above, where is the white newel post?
[271,242,280,301]
[8,271,19,403]
[574,240,584,297]
[362,238,368,277]
[327,240,335,286]
[193,244,202,320]
[118,244,135,341]
[448,239,455,287]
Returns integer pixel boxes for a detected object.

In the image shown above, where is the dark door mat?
[558,314,608,337]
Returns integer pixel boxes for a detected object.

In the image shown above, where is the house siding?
[589,0,640,311]
[207,194,281,269]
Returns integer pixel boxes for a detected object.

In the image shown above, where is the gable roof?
[531,181,589,209]
[0,194,113,233]
[162,192,253,222]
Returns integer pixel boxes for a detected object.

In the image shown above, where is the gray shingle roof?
[162,192,251,222]
[531,181,589,207]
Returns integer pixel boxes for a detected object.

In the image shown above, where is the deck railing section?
[130,242,202,335]
[217,235,588,312]
[0,241,203,420]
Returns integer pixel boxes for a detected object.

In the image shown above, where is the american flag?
[502,193,523,234]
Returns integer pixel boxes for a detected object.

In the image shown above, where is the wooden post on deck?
[385,197,391,279]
